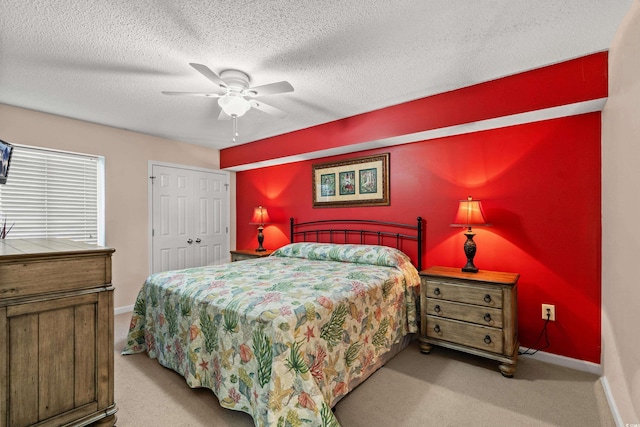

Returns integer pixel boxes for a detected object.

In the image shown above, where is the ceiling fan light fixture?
[218,93,251,117]
[162,63,292,143]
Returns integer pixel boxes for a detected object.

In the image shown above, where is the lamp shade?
[451,196,491,227]
[250,206,270,225]
[218,93,251,117]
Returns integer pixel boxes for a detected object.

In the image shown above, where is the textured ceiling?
[0,1,633,150]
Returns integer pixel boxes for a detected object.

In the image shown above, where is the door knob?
[187,239,193,244]
[195,238,201,243]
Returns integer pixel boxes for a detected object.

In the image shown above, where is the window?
[0,145,104,245]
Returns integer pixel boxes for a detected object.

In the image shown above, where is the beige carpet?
[114,312,615,426]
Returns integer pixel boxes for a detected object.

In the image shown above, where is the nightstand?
[419,266,519,377]
[230,249,274,262]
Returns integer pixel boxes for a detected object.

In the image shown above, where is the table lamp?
[250,206,270,252]
[451,196,491,273]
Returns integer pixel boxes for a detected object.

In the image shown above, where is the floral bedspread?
[122,243,420,427]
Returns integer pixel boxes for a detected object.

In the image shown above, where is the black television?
[0,139,14,185]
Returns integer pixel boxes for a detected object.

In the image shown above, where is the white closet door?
[151,163,229,274]
[192,170,228,267]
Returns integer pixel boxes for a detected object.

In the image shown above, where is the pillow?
[272,242,413,269]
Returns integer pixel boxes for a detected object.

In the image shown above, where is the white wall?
[0,104,236,310]
[602,1,640,424]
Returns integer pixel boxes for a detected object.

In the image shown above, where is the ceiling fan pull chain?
[232,115,238,142]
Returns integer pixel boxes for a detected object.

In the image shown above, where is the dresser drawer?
[425,280,503,308]
[425,299,503,328]
[0,254,112,300]
[425,315,504,354]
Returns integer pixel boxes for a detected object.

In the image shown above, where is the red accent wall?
[236,113,602,363]
[221,52,607,168]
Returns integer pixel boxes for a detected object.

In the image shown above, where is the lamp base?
[256,226,266,252]
[461,230,479,273]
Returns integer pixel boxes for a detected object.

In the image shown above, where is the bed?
[122,217,423,426]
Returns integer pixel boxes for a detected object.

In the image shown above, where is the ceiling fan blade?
[250,100,287,118]
[247,81,294,97]
[161,91,221,97]
[189,63,227,88]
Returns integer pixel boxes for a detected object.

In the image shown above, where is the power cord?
[518,311,551,356]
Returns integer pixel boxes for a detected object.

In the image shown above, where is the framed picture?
[312,153,389,207]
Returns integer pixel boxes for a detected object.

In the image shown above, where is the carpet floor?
[114,312,614,426]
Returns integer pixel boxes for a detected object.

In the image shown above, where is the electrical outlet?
[542,304,556,321]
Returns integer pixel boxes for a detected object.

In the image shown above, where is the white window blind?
[0,145,104,244]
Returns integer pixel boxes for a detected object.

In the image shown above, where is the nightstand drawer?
[425,280,503,308]
[230,249,274,262]
[426,315,503,354]
[425,299,503,328]
[231,252,259,262]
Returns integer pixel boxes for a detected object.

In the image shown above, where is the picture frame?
[312,153,389,207]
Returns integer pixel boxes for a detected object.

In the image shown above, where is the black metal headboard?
[289,217,423,270]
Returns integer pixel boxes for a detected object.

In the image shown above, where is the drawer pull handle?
[434,287,441,296]
[434,304,441,313]
[484,294,492,303]
[434,325,441,333]
[483,313,491,322]
[484,335,492,344]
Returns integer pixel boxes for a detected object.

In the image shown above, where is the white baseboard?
[600,376,625,427]
[519,348,628,426]
[115,305,134,316]
[518,347,602,376]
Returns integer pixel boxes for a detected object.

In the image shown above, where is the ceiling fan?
[162,63,294,142]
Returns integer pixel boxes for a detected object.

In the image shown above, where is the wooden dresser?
[419,266,519,377]
[0,239,117,427]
